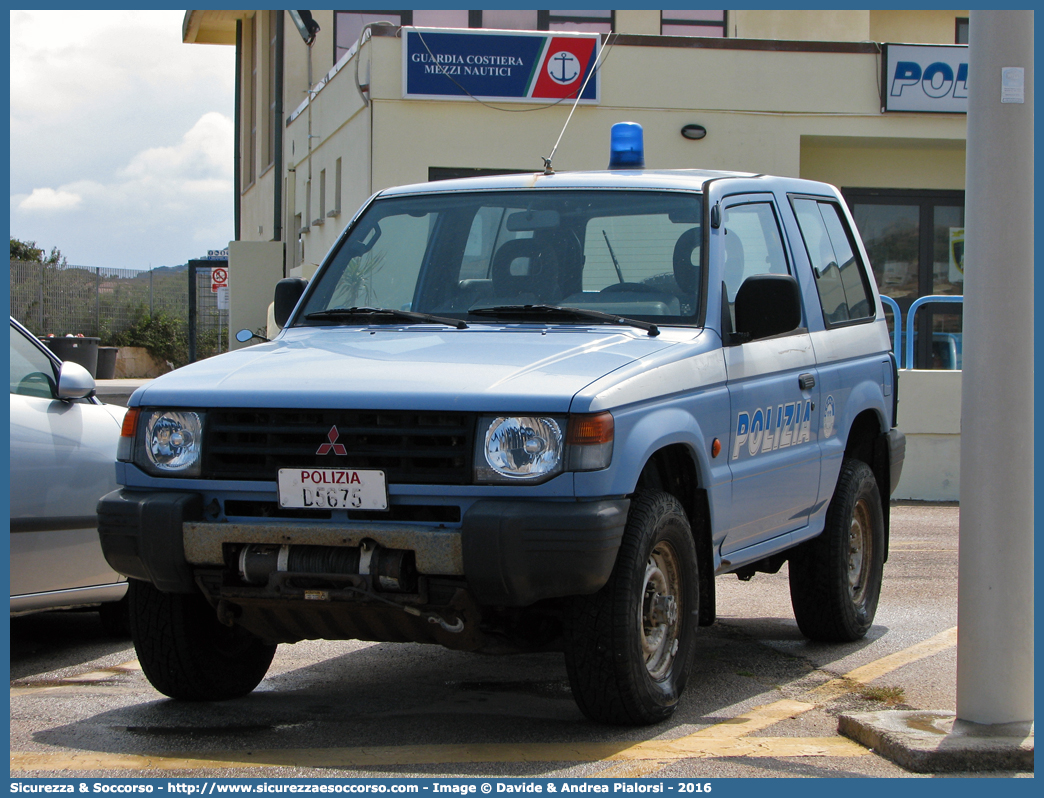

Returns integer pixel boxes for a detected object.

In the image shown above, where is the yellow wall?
[869,10,968,45]
[732,10,870,41]
[614,10,660,36]
[800,136,966,189]
[733,9,967,44]
[354,35,963,192]
[228,240,284,349]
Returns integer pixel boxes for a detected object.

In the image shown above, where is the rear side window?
[792,198,874,324]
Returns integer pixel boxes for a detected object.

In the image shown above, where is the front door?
[718,196,821,556]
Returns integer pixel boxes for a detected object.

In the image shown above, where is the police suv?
[99,124,904,725]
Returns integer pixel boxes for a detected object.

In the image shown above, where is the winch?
[236,539,417,593]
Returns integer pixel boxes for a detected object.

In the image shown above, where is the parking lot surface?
[8,503,1030,779]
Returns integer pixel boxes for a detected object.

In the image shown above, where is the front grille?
[204,409,474,484]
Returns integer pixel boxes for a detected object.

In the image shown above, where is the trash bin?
[43,336,100,378]
[96,347,119,380]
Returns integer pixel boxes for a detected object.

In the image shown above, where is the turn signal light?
[568,412,614,446]
[121,407,140,438]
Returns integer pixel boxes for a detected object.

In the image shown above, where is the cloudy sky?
[10,10,236,270]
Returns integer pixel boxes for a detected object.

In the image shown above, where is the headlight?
[474,412,614,484]
[126,409,205,477]
[476,416,565,483]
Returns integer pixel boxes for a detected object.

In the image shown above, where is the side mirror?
[274,278,308,328]
[56,360,96,400]
[236,329,269,344]
[732,274,802,343]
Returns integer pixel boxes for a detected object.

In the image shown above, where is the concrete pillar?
[956,10,1034,724]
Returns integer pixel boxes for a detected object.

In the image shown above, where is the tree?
[10,237,42,261]
[10,237,67,266]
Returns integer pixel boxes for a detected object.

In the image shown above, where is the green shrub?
[113,309,189,368]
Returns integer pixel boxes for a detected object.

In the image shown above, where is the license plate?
[277,468,388,510]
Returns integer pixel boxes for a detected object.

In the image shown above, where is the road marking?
[810,626,957,701]
[10,630,957,772]
[11,736,869,773]
[11,659,141,694]
[599,627,958,778]
[594,700,820,777]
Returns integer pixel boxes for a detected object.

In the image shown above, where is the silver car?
[9,317,127,626]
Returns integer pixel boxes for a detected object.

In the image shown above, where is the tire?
[789,457,884,642]
[128,580,276,701]
[564,490,699,725]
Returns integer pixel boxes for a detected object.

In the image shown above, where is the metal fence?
[10,260,228,362]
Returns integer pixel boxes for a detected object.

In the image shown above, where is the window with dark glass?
[792,198,874,325]
[661,10,727,37]
[844,188,965,369]
[956,17,969,44]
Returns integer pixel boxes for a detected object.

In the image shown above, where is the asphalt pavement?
[8,502,1033,780]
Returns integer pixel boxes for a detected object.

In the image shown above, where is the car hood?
[132,326,688,413]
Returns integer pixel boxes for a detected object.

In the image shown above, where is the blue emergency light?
[608,122,645,169]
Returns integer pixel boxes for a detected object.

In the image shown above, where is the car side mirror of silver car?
[56,360,96,400]
[236,329,270,344]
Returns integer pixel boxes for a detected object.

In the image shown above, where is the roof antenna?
[542,35,612,175]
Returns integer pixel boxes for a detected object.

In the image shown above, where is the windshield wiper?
[305,307,468,329]
[602,230,625,284]
[468,305,659,337]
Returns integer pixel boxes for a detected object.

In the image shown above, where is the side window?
[793,198,874,324]
[721,202,789,303]
[10,324,57,399]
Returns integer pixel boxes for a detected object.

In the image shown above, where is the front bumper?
[97,490,629,607]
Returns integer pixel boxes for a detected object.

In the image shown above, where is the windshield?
[296,189,704,326]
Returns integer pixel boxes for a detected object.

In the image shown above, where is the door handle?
[798,373,816,391]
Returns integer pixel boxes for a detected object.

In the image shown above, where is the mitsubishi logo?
[317,425,347,455]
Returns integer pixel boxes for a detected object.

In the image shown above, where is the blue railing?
[881,295,963,369]
[904,295,963,370]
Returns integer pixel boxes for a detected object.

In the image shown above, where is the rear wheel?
[564,491,699,725]
[789,457,884,642]
[129,580,276,700]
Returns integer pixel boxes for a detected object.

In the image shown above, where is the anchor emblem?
[547,51,581,85]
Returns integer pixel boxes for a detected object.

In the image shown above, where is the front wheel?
[129,580,276,701]
[789,457,885,642]
[564,491,699,725]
